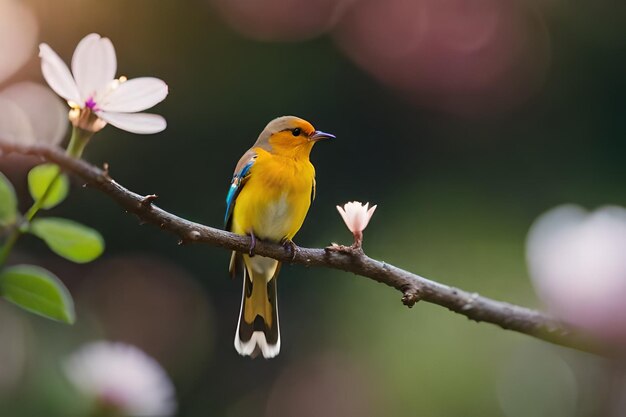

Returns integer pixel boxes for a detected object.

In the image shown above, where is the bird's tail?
[231,252,281,359]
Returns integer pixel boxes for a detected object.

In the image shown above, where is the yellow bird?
[224,116,334,358]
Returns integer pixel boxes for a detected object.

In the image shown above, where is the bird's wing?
[224,149,257,229]
[311,177,316,202]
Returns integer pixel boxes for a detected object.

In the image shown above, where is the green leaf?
[0,171,17,226]
[0,264,75,323]
[27,164,69,209]
[29,218,105,263]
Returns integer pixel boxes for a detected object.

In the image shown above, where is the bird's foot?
[281,238,299,261]
[249,231,257,257]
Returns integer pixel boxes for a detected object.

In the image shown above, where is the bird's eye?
[292,128,301,137]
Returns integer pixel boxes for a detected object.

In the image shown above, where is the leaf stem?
[23,170,62,222]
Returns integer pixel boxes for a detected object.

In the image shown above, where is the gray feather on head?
[253,115,308,150]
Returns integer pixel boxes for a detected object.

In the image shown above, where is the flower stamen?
[85,97,97,110]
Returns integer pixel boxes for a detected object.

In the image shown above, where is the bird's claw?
[249,231,257,257]
[282,239,299,261]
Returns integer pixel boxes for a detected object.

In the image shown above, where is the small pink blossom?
[336,201,377,248]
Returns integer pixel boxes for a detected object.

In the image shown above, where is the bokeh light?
[0,0,38,84]
[497,343,578,417]
[64,341,177,417]
[527,205,626,345]
[1,82,68,146]
[75,255,214,381]
[209,0,356,42]
[0,97,37,145]
[265,352,380,417]
[333,0,551,115]
[0,304,29,397]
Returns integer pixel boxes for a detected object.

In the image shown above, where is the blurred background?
[1,0,626,415]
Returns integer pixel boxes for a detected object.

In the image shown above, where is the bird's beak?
[309,130,335,142]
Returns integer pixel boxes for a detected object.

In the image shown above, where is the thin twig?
[0,142,604,354]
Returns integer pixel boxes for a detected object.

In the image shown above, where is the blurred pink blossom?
[64,341,177,417]
[0,82,68,146]
[527,205,626,345]
[0,0,38,84]
[210,0,356,41]
[333,0,550,116]
[0,97,35,145]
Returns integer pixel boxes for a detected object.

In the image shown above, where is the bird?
[224,116,334,358]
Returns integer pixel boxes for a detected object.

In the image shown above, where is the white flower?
[39,33,168,134]
[336,201,377,247]
[527,205,626,344]
[64,341,177,417]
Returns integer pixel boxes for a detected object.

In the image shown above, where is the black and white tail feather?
[231,252,281,359]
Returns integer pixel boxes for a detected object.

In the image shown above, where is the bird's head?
[255,116,334,159]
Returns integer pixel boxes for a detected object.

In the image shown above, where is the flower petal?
[71,33,117,103]
[362,204,377,230]
[345,201,365,231]
[336,205,355,233]
[99,77,168,113]
[98,111,166,134]
[39,43,81,104]
[336,201,377,233]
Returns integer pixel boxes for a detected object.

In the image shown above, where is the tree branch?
[0,142,602,354]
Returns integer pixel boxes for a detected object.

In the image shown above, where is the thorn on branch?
[101,162,112,180]
[188,230,201,241]
[401,287,421,307]
[178,230,200,246]
[325,242,362,255]
[140,194,158,208]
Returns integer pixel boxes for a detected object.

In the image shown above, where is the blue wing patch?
[224,157,255,228]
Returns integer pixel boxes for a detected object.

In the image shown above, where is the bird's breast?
[232,152,314,242]
[255,192,293,239]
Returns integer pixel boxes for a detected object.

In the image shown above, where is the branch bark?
[0,142,602,354]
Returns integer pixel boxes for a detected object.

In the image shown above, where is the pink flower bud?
[336,201,377,248]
